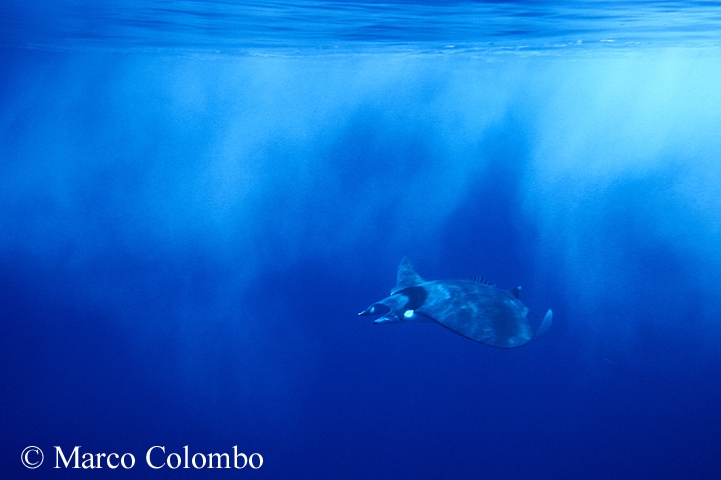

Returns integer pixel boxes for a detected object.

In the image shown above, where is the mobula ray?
[359,257,552,348]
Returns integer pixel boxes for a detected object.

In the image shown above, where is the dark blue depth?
[2,2,721,479]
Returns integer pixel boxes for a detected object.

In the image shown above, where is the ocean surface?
[2,1,721,478]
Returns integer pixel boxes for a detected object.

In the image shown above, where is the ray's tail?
[534,309,553,339]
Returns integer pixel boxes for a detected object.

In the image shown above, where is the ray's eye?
[404,310,414,318]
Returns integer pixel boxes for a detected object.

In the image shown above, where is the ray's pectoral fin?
[391,256,425,294]
[533,309,553,340]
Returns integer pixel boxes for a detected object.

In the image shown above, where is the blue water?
[2,1,721,478]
